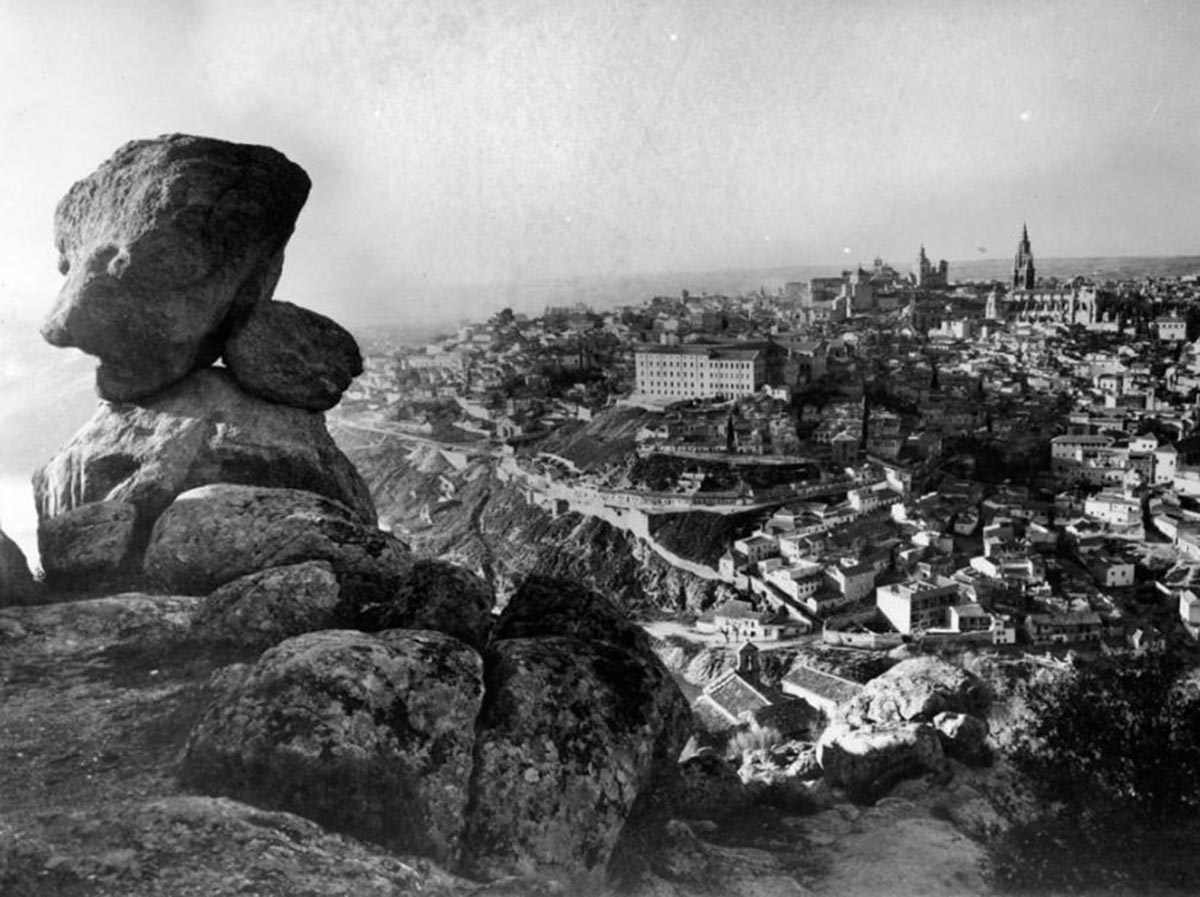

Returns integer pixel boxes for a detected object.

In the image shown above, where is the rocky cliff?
[348,441,738,614]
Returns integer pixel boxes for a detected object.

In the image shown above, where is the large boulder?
[224,300,363,411]
[143,484,410,619]
[190,561,341,651]
[38,499,138,591]
[180,629,484,865]
[737,740,825,812]
[364,558,494,650]
[0,526,39,607]
[817,722,946,801]
[41,134,310,401]
[841,655,988,728]
[491,574,645,651]
[34,368,376,536]
[460,578,691,888]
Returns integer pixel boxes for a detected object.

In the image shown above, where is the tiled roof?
[750,700,818,736]
[782,665,863,706]
[702,671,773,719]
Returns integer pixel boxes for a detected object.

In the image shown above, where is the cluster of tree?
[993,649,1200,892]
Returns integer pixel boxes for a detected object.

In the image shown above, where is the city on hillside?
[335,225,1200,691]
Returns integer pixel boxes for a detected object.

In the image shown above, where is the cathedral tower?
[1013,224,1036,290]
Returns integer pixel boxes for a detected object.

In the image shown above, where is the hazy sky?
[2,0,1199,326]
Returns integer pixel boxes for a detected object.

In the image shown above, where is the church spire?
[1013,224,1035,290]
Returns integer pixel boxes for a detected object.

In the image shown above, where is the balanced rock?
[42,134,310,401]
[143,484,409,618]
[35,368,376,538]
[180,629,484,865]
[0,526,39,607]
[191,560,341,651]
[461,578,691,888]
[841,656,988,728]
[38,499,139,591]
[224,300,363,411]
[817,721,946,801]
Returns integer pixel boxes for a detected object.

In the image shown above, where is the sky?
[2,0,1200,327]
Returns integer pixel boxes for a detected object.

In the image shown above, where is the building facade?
[635,344,767,400]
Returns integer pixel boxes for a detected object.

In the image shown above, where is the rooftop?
[782,665,864,706]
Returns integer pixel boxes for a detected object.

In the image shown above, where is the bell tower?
[1013,224,1036,290]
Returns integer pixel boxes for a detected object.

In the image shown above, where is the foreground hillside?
[0,596,1007,897]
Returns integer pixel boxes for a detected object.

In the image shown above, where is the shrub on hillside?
[991,649,1200,892]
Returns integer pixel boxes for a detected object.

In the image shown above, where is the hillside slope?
[348,442,737,614]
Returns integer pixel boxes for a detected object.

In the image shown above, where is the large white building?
[634,344,766,400]
[876,577,960,635]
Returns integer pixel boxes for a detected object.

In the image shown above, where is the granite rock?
[42,134,310,401]
[224,300,363,411]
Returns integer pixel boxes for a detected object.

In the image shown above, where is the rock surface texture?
[0,525,39,607]
[461,577,692,888]
[371,558,494,649]
[817,656,991,803]
[37,499,139,591]
[842,655,989,727]
[817,722,946,801]
[34,368,376,531]
[42,134,310,402]
[143,483,411,619]
[190,560,341,650]
[181,629,484,865]
[224,300,363,410]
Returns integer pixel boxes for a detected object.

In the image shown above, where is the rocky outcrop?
[371,558,494,649]
[143,484,411,620]
[224,300,363,411]
[348,445,738,614]
[490,574,642,646]
[813,656,988,802]
[817,722,946,801]
[181,629,484,864]
[25,136,698,893]
[190,560,341,650]
[0,592,200,648]
[42,135,310,402]
[35,368,375,530]
[461,578,692,887]
[842,655,989,728]
[0,795,476,897]
[0,526,38,607]
[37,499,138,591]
[35,135,370,594]
[933,711,991,765]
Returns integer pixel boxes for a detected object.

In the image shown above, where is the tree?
[1013,650,1200,823]
[993,650,1200,892]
